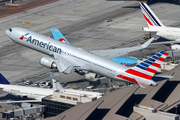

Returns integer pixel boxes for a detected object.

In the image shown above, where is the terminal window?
[66,96,71,100]
[73,98,78,101]
[60,95,65,98]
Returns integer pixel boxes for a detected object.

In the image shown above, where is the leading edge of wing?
[0,100,41,104]
[151,40,180,44]
[90,38,154,59]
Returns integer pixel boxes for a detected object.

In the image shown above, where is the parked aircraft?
[140,2,180,45]
[0,74,103,103]
[0,73,54,103]
[50,28,139,66]
[5,27,168,88]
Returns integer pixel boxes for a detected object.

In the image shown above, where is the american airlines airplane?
[0,73,103,103]
[5,27,168,88]
[140,2,180,45]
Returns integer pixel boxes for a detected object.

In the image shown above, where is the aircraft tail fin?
[52,79,63,90]
[50,28,71,45]
[0,73,10,85]
[131,51,168,77]
[118,51,169,88]
[139,2,165,28]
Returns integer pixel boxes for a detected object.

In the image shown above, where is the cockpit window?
[9,28,12,32]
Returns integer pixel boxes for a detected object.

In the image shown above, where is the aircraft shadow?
[0,93,28,101]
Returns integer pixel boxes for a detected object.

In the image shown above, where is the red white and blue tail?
[117,51,168,88]
[139,2,165,27]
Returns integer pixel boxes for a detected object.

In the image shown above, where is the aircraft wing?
[53,54,80,74]
[0,100,41,104]
[90,38,154,59]
[151,40,180,44]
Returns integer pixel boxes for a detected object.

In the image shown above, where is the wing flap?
[53,54,81,74]
[53,54,71,73]
[63,65,74,74]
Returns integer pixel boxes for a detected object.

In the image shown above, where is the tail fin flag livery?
[50,28,71,45]
[0,73,10,85]
[117,51,169,88]
[139,2,165,28]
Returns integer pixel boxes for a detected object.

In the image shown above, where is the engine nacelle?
[85,73,97,80]
[39,56,57,69]
[18,95,27,98]
[171,44,180,50]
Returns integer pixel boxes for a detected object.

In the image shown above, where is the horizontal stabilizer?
[152,75,173,82]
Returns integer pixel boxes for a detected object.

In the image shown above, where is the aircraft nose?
[5,28,12,36]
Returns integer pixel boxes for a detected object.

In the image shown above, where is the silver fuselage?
[5,27,129,82]
[0,84,53,100]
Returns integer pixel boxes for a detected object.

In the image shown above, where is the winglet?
[50,28,71,45]
[0,73,10,85]
[140,37,154,48]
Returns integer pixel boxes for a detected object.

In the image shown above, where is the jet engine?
[17,95,27,98]
[39,56,57,69]
[171,44,180,50]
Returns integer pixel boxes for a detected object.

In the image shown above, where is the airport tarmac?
[1,0,180,119]
[0,0,139,84]
[0,0,180,102]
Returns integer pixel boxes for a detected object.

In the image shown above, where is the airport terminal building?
[41,89,98,118]
[44,65,180,120]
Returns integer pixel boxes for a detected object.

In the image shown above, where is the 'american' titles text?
[25,36,61,54]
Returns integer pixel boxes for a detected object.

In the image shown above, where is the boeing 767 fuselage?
[5,27,168,88]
